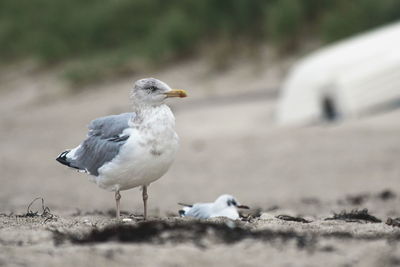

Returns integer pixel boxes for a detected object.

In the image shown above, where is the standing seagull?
[56,78,187,219]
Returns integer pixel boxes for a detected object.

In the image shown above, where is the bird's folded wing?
[69,113,134,176]
[184,204,212,219]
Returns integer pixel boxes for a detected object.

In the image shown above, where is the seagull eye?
[147,86,158,92]
[227,199,236,206]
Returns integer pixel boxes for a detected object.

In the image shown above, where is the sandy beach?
[1,58,400,266]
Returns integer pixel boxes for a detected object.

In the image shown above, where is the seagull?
[56,78,187,219]
[178,194,249,220]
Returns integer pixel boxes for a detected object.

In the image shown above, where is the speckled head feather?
[130,78,172,106]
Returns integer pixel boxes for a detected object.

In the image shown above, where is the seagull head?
[131,78,187,106]
[213,194,250,211]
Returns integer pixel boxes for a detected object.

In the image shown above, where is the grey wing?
[68,113,133,176]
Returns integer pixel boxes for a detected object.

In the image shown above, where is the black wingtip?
[56,150,84,172]
[178,209,186,217]
[56,150,71,166]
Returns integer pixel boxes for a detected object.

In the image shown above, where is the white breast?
[95,105,179,191]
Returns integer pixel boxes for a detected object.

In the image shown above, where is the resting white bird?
[178,194,249,220]
[56,78,187,219]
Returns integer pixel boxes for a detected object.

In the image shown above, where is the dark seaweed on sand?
[378,190,396,201]
[239,208,262,222]
[276,215,311,223]
[345,194,369,205]
[325,209,381,223]
[341,190,396,206]
[386,217,400,227]
[53,220,316,249]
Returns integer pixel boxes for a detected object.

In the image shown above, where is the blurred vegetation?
[0,0,399,85]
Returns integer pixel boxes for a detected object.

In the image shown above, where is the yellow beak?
[164,89,187,98]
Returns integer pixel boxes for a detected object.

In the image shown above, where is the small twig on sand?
[19,197,57,222]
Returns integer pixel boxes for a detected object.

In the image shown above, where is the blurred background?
[0,0,399,216]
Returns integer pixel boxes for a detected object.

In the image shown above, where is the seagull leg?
[115,190,121,219]
[142,185,148,220]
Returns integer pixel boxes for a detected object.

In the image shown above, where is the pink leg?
[142,185,148,220]
[115,190,121,219]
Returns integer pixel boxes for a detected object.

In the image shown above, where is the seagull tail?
[178,206,191,217]
[178,209,186,217]
[56,150,80,170]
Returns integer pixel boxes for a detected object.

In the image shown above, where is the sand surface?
[0,58,400,266]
